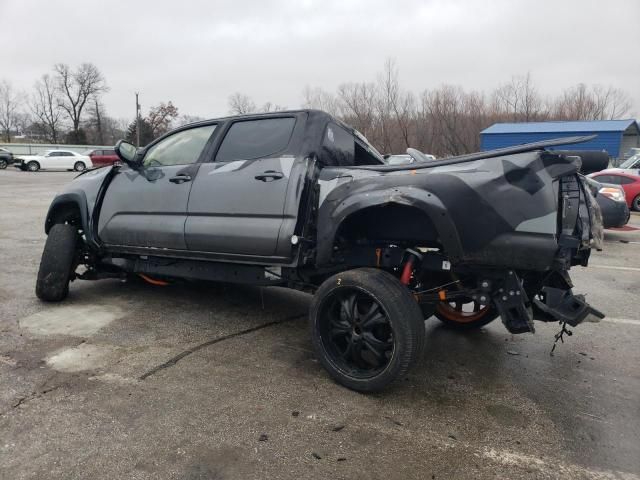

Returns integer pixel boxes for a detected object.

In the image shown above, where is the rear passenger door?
[185,115,301,257]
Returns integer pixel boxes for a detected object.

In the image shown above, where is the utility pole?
[135,92,141,147]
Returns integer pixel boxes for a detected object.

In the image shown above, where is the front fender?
[44,165,116,249]
[316,183,464,266]
[45,191,90,235]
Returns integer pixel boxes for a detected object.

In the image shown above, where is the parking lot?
[0,169,639,479]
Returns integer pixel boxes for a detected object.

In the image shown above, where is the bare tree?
[30,74,64,143]
[337,82,377,138]
[493,73,544,122]
[0,80,22,142]
[591,85,632,120]
[302,86,340,116]
[146,101,179,137]
[54,62,108,143]
[176,114,206,127]
[228,92,256,115]
[260,101,287,113]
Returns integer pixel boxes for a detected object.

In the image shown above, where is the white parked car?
[615,153,640,175]
[16,149,93,172]
[384,153,436,165]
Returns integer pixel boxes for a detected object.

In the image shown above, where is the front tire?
[0,159,7,169]
[73,161,86,172]
[27,161,40,172]
[309,268,425,392]
[35,224,78,302]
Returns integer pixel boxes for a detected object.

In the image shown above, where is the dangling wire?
[550,321,572,356]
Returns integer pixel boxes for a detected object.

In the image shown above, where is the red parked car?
[589,170,640,211]
[84,148,120,167]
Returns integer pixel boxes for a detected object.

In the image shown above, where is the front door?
[97,124,217,250]
[185,116,299,257]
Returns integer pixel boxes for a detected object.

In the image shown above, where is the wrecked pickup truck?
[36,109,604,392]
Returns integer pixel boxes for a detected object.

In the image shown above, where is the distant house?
[480,119,640,160]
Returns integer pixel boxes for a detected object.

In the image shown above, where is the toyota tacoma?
[36,110,604,392]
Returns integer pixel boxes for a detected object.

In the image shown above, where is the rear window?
[595,175,618,184]
[215,117,296,162]
[105,150,116,156]
[320,123,354,166]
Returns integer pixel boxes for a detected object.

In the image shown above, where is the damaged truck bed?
[36,109,604,392]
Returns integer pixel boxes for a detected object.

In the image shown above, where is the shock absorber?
[400,249,422,285]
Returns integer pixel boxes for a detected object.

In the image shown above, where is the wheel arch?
[45,192,92,241]
[315,186,464,266]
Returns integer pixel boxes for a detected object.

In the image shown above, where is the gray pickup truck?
[36,110,603,392]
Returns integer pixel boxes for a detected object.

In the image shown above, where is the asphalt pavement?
[1,169,639,479]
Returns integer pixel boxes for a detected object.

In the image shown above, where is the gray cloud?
[1,0,638,120]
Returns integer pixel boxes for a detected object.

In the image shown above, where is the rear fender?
[316,186,463,266]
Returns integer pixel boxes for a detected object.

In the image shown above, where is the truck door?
[97,124,217,249]
[185,115,303,258]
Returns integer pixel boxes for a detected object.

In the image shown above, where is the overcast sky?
[1,0,638,121]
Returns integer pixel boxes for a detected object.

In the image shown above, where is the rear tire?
[0,159,7,169]
[309,268,425,392]
[633,195,640,212]
[35,224,78,302]
[73,161,86,172]
[27,161,40,172]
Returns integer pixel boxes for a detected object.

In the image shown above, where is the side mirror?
[115,140,140,167]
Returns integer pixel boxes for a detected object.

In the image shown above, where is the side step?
[99,256,286,286]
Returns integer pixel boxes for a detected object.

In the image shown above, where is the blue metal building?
[480,119,640,159]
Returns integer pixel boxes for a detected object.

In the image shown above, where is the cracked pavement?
[1,169,639,479]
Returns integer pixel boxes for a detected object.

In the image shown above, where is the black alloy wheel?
[310,268,425,392]
[320,288,394,378]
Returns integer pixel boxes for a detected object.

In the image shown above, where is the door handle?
[254,170,284,182]
[169,174,192,184]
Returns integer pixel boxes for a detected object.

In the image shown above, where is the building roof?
[481,119,639,135]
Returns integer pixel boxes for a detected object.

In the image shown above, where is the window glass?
[144,124,216,167]
[62,152,74,156]
[355,140,383,165]
[215,117,296,162]
[594,175,613,184]
[619,176,635,185]
[320,123,354,166]
[105,150,116,156]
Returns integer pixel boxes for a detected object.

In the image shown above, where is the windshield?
[620,153,640,168]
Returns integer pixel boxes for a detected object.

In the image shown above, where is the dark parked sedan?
[0,147,14,169]
[593,182,630,228]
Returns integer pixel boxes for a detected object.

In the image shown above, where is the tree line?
[1,59,634,155]
[0,63,197,146]
[233,59,634,156]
